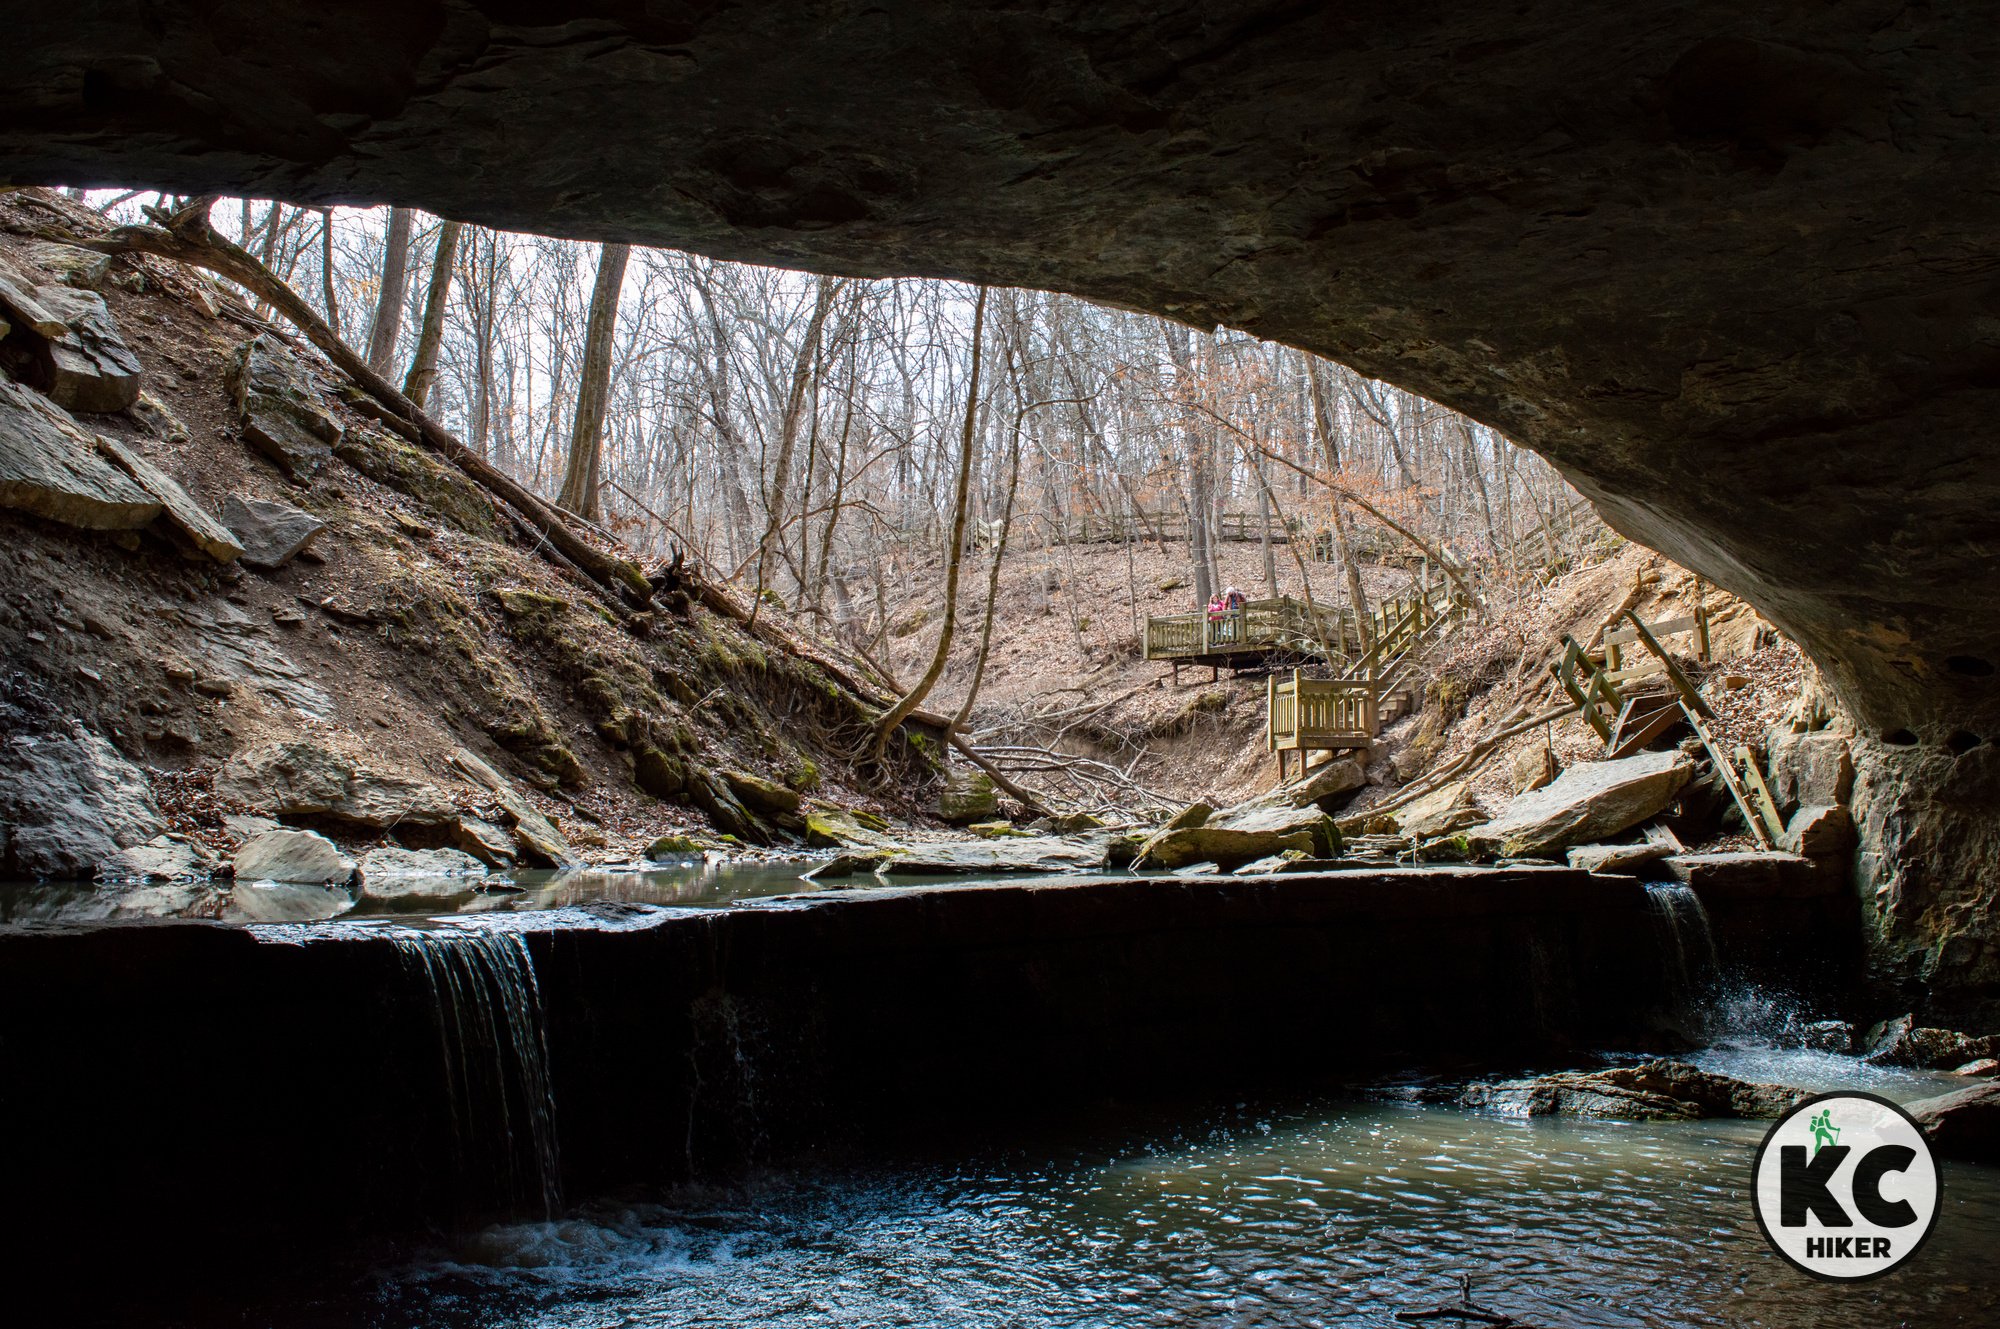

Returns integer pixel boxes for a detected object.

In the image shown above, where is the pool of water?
[181,1048,1996,1329]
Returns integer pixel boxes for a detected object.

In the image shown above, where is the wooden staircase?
[1267,578,1463,776]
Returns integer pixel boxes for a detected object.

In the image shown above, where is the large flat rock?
[1469,750,1693,858]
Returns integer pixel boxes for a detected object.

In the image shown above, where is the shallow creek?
[168,1044,1994,1329]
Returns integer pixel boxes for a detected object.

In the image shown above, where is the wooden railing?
[1141,595,1351,662]
[1268,670,1377,768]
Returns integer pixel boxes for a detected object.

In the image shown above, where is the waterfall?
[1643,883,1721,1012]
[392,930,562,1218]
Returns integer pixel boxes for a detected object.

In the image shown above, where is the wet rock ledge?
[0,863,1853,1291]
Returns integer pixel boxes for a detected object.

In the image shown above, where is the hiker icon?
[1809,1109,1840,1155]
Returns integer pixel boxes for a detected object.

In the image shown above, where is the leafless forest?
[86,192,1595,651]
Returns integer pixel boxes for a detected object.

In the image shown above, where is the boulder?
[0,377,159,530]
[447,815,518,868]
[1566,841,1672,875]
[129,390,191,444]
[1782,803,1856,858]
[1766,729,1855,810]
[1138,802,1337,871]
[357,847,486,901]
[1511,745,1558,794]
[1390,780,1485,840]
[1905,1081,2000,1165]
[216,740,350,814]
[1459,1060,1808,1120]
[95,436,243,561]
[1161,801,1213,832]
[1954,1058,2000,1078]
[1040,811,1109,834]
[28,284,143,413]
[100,834,216,883]
[644,833,704,860]
[721,769,801,817]
[1861,1014,1997,1069]
[220,495,325,570]
[804,808,898,849]
[966,820,1029,838]
[1234,850,1313,875]
[229,829,355,886]
[338,768,459,828]
[228,334,342,481]
[1802,1020,1856,1054]
[217,740,456,828]
[0,726,163,878]
[937,769,998,824]
[221,881,355,923]
[0,255,69,338]
[1467,750,1693,858]
[1243,757,1365,814]
[876,837,1107,874]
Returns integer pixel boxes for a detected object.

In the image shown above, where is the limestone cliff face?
[3,3,1997,751]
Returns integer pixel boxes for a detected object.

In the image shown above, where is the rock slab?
[1906,1081,2000,1164]
[96,435,243,561]
[0,377,159,529]
[1469,750,1693,857]
[1460,1060,1807,1120]
[230,829,355,886]
[0,726,163,878]
[30,284,143,413]
[228,334,341,480]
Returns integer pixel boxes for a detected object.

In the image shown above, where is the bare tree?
[556,242,632,521]
[402,219,462,410]
[871,285,988,762]
[364,206,415,376]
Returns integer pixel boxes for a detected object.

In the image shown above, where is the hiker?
[1210,585,1246,643]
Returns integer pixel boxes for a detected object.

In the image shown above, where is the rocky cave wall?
[3,2,1998,1011]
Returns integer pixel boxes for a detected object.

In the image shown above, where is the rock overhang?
[2,3,1997,739]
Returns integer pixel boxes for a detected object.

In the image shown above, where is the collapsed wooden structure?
[1552,606,1787,847]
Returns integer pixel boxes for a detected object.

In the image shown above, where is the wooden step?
[1606,691,1684,758]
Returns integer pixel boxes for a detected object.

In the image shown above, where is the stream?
[150,1039,1995,1329]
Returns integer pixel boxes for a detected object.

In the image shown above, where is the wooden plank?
[1734,745,1789,843]
[1622,610,1714,718]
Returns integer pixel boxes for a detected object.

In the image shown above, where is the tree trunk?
[556,242,632,522]
[750,275,838,626]
[364,206,415,377]
[870,286,988,762]
[401,219,462,410]
[319,207,341,341]
[1306,357,1373,647]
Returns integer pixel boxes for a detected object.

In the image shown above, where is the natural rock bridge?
[3,4,1996,1009]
